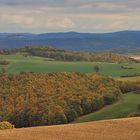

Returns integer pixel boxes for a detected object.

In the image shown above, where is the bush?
[119,81,140,93]
[0,61,10,65]
[0,121,14,130]
[137,104,140,113]
[129,112,140,117]
[129,104,140,117]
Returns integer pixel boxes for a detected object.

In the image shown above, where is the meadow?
[75,93,140,123]
[0,54,140,77]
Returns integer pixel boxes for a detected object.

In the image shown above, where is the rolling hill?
[0,46,137,63]
[0,117,140,140]
[0,31,140,52]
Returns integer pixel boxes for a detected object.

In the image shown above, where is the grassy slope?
[0,54,140,77]
[75,93,140,123]
[0,118,140,140]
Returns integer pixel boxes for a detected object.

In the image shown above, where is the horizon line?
[0,30,140,34]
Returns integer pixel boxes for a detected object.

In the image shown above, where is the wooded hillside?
[0,46,137,63]
[0,73,121,128]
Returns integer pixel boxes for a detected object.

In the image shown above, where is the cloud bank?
[0,0,140,33]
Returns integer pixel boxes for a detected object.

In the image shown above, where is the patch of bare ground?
[0,117,140,140]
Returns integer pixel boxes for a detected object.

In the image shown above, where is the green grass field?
[0,54,140,77]
[75,93,140,123]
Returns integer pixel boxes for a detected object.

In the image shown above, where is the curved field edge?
[0,117,140,140]
[75,93,140,123]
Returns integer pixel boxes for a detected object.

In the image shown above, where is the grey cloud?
[0,0,140,14]
[0,0,140,32]
[0,0,65,6]
[0,0,139,7]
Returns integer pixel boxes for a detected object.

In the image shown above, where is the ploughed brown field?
[0,118,140,140]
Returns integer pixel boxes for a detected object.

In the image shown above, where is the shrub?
[0,61,10,65]
[0,121,14,130]
[129,112,140,117]
[129,104,140,117]
[137,104,140,113]
[119,81,140,93]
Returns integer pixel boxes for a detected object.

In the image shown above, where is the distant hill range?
[0,31,140,53]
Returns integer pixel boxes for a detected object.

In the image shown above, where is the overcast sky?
[0,0,140,33]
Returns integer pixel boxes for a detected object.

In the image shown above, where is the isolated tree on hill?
[94,65,100,73]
